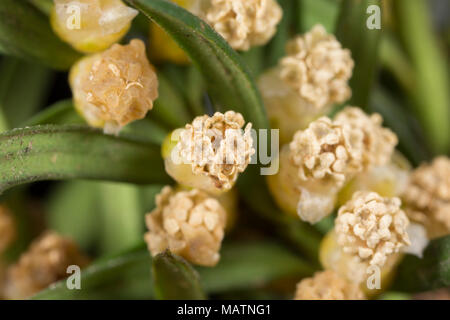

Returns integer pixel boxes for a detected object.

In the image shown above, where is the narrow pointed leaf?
[369,87,430,165]
[198,242,315,293]
[240,47,264,78]
[0,125,170,194]
[32,245,155,300]
[26,99,168,145]
[0,0,81,70]
[32,241,313,299]
[0,57,53,128]
[124,0,268,130]
[393,0,450,153]
[47,180,101,251]
[185,66,206,116]
[299,0,339,33]
[153,251,206,300]
[335,0,382,109]
[25,100,84,126]
[151,72,192,129]
[393,235,450,292]
[98,182,144,255]
[238,167,322,264]
[266,0,295,67]
[155,65,206,117]
[30,0,53,15]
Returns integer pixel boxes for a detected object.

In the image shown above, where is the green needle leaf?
[98,182,144,255]
[0,57,53,129]
[0,0,81,70]
[238,167,322,265]
[26,99,168,145]
[47,180,101,251]
[153,251,206,300]
[151,72,192,129]
[335,0,382,110]
[32,245,155,300]
[32,241,313,299]
[369,86,430,165]
[393,0,450,154]
[0,125,170,194]
[393,235,450,292]
[25,99,85,126]
[29,0,53,15]
[198,242,315,293]
[124,0,268,130]
[266,0,295,68]
[299,0,339,33]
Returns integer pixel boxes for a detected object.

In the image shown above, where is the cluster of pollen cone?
[0,0,448,301]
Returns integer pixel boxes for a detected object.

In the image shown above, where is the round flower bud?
[402,156,450,238]
[334,107,398,169]
[260,25,353,143]
[51,0,138,53]
[145,186,226,266]
[0,206,15,254]
[196,0,282,51]
[164,111,255,194]
[69,39,159,134]
[3,232,89,299]
[294,270,365,300]
[335,191,410,268]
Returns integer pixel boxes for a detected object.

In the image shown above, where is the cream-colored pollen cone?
[69,39,158,134]
[294,270,365,300]
[196,0,282,51]
[267,144,338,222]
[163,111,254,195]
[260,25,354,143]
[145,186,226,267]
[3,232,89,299]
[268,115,365,223]
[402,156,450,239]
[335,191,410,268]
[319,229,403,297]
